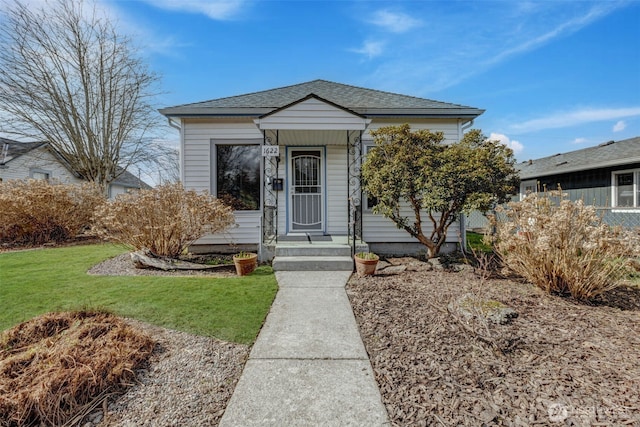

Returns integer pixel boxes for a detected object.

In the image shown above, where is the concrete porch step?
[275,244,352,257]
[272,256,354,272]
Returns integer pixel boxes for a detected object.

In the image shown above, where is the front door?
[289,149,323,233]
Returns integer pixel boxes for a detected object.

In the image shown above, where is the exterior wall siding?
[194,211,262,245]
[325,145,349,235]
[362,208,461,243]
[181,117,466,247]
[257,98,369,130]
[523,162,640,207]
[0,147,83,184]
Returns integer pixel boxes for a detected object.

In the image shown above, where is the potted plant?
[354,251,379,277]
[233,251,258,276]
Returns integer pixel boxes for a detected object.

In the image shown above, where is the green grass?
[0,244,278,344]
[466,231,493,253]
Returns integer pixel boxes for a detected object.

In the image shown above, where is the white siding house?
[0,138,150,197]
[160,80,484,259]
[0,141,83,184]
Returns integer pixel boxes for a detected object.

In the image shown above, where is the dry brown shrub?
[0,180,105,246]
[92,183,235,257]
[0,311,154,427]
[493,189,640,300]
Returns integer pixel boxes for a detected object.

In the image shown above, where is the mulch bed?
[347,263,640,426]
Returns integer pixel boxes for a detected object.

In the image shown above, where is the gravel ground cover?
[347,258,640,426]
[83,320,249,427]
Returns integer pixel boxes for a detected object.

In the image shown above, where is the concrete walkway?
[219,271,390,426]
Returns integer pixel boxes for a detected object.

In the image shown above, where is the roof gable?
[0,138,47,165]
[254,94,371,130]
[518,136,640,179]
[160,79,484,118]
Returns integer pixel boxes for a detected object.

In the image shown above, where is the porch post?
[262,129,278,245]
[347,130,363,254]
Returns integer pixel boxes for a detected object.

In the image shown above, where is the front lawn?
[466,231,493,253]
[0,244,278,344]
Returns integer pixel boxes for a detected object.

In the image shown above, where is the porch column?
[347,130,363,250]
[262,129,279,244]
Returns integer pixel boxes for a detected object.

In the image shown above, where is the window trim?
[519,179,538,200]
[211,139,263,212]
[29,168,51,181]
[612,168,639,208]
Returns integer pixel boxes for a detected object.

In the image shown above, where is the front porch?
[256,95,371,261]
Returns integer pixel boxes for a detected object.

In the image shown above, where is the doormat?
[278,235,333,242]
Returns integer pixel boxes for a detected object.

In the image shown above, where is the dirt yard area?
[347,258,640,426]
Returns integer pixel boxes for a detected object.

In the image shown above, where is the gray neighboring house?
[0,137,151,198]
[160,79,485,258]
[517,136,640,228]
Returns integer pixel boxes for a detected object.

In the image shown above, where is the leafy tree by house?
[361,124,519,258]
[0,0,164,194]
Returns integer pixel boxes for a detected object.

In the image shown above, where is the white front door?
[289,149,324,233]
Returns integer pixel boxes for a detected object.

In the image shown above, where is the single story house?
[0,137,151,198]
[159,80,484,259]
[517,136,640,228]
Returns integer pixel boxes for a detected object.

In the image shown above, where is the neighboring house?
[517,136,640,228]
[160,80,484,258]
[0,137,150,198]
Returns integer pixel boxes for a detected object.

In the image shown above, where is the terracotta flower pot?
[354,253,379,277]
[233,253,258,276]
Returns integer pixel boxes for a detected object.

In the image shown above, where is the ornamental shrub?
[0,179,105,245]
[92,183,235,257]
[493,189,639,300]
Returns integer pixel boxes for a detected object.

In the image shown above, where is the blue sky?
[50,0,640,161]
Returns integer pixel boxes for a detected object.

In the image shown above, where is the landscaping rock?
[448,293,518,325]
[387,257,429,272]
[427,257,445,271]
[375,260,391,271]
[452,263,475,273]
[377,265,407,275]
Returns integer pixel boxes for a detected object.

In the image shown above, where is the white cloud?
[367,9,422,33]
[484,3,619,67]
[360,2,627,93]
[140,0,246,20]
[510,107,640,133]
[350,41,385,59]
[613,120,626,132]
[489,133,524,154]
[573,137,588,144]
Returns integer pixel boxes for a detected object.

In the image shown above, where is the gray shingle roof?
[518,136,640,180]
[159,79,484,118]
[113,168,151,189]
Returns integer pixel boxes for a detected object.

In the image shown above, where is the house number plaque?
[262,146,280,157]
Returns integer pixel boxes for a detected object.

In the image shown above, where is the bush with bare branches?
[0,311,154,426]
[92,183,235,257]
[0,179,105,245]
[493,189,640,300]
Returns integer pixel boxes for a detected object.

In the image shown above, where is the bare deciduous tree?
[0,0,163,193]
